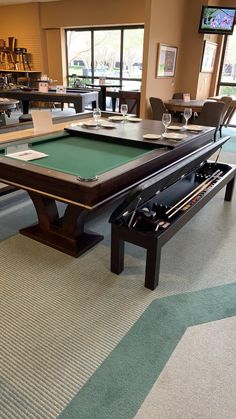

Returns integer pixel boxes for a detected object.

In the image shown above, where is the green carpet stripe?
[59,283,236,419]
[222,128,236,152]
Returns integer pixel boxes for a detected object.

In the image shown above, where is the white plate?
[82,122,98,127]
[108,116,125,122]
[126,117,142,122]
[163,133,187,140]
[68,122,83,127]
[167,125,182,130]
[100,123,116,129]
[143,134,162,140]
[186,125,204,131]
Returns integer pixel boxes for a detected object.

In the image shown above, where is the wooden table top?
[165,99,206,113]
[86,83,121,89]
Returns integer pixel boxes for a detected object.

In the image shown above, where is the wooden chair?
[193,101,226,141]
[119,91,140,116]
[0,39,5,67]
[172,92,188,99]
[14,48,31,71]
[223,106,235,127]
[0,37,16,70]
[172,93,186,121]
[149,97,167,120]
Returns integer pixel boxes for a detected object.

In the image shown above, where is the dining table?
[0,89,98,115]
[164,99,206,113]
[86,83,121,111]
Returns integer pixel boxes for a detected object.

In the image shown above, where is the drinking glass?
[162,113,171,134]
[120,104,128,122]
[93,107,101,127]
[183,107,192,127]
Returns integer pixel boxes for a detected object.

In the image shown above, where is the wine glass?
[162,113,171,134]
[93,107,101,127]
[183,107,192,128]
[120,104,128,122]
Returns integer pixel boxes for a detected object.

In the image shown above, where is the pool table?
[0,89,98,114]
[0,119,215,256]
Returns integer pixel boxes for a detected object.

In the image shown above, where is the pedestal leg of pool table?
[20,192,104,257]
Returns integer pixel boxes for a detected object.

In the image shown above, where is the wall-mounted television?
[199,6,236,35]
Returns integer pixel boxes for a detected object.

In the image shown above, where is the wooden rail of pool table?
[0,89,98,115]
[0,113,93,144]
[0,113,94,198]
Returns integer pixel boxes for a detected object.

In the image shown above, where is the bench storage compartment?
[109,137,236,290]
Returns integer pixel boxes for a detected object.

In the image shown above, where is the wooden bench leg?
[111,226,125,274]
[225,176,235,202]
[145,239,161,290]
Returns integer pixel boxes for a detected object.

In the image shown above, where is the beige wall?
[141,0,187,117]
[207,0,236,98]
[179,0,236,100]
[142,0,235,116]
[0,3,43,70]
[39,0,145,86]
[44,29,64,84]
[40,0,145,28]
[175,0,218,101]
[0,0,144,79]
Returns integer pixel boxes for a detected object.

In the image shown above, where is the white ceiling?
[0,0,60,5]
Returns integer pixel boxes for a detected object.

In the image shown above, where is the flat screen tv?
[199,6,236,35]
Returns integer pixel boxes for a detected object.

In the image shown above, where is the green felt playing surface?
[28,133,154,179]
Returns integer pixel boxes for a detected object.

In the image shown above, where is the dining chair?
[193,101,226,141]
[172,92,189,99]
[14,48,31,71]
[118,91,140,116]
[149,97,167,120]
[218,96,233,136]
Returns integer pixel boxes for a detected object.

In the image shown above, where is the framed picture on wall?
[201,41,217,73]
[156,44,177,77]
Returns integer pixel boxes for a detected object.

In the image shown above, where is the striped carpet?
[0,147,236,418]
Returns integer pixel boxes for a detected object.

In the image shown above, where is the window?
[66,26,144,90]
[218,25,236,96]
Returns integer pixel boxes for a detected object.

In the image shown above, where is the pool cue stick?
[128,196,142,227]
[214,147,222,165]
[168,171,223,219]
[165,169,221,215]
